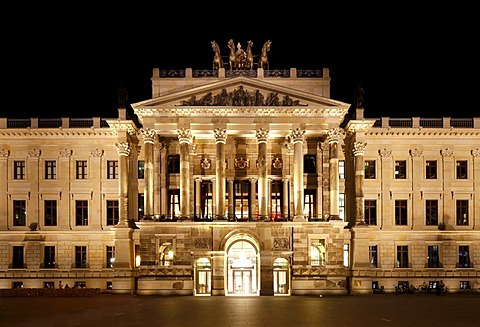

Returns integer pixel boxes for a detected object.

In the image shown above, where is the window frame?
[364,160,376,179]
[13,160,26,180]
[75,160,88,179]
[45,160,57,179]
[394,160,407,179]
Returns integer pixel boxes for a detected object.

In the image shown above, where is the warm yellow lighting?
[167,250,174,260]
[135,255,141,267]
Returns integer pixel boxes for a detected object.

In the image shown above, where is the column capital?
[177,128,192,144]
[214,128,227,144]
[353,141,367,156]
[379,148,392,158]
[141,127,156,144]
[115,142,131,156]
[327,127,343,143]
[0,149,10,157]
[410,148,423,157]
[90,149,104,158]
[441,148,454,157]
[472,149,480,157]
[290,128,305,143]
[27,149,41,158]
[256,128,269,143]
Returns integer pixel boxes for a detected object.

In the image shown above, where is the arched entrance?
[225,234,260,296]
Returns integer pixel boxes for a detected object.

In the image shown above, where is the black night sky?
[3,5,477,120]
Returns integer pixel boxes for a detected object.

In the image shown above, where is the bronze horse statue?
[211,40,225,70]
[258,40,272,70]
[245,40,254,70]
[227,39,237,71]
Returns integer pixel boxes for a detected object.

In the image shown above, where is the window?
[395,160,406,179]
[45,160,56,179]
[106,200,119,226]
[339,193,345,221]
[365,160,375,179]
[106,246,115,268]
[107,160,118,179]
[75,246,87,268]
[426,160,437,179]
[168,190,180,218]
[13,160,25,179]
[138,160,145,179]
[396,245,409,268]
[138,193,145,220]
[339,160,345,179]
[310,240,326,267]
[425,200,438,226]
[456,160,467,179]
[395,200,408,225]
[44,200,57,226]
[365,199,377,225]
[270,180,282,221]
[458,246,470,268]
[159,242,174,266]
[76,160,87,179]
[167,155,180,174]
[303,155,316,174]
[304,189,316,219]
[12,246,24,269]
[43,246,56,268]
[456,200,469,225]
[201,181,214,220]
[75,200,88,226]
[369,245,378,268]
[343,244,349,267]
[13,200,26,226]
[427,245,440,268]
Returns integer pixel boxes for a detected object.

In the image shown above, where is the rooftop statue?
[215,39,271,71]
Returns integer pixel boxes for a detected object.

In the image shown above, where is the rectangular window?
[304,189,316,220]
[395,199,408,225]
[44,200,57,226]
[456,160,468,179]
[303,155,316,174]
[456,200,469,225]
[395,160,407,179]
[369,245,378,268]
[427,245,440,268]
[13,200,26,226]
[43,246,56,268]
[426,160,437,179]
[339,193,345,221]
[339,160,345,179]
[107,160,118,179]
[106,246,115,268]
[167,190,180,218]
[76,160,88,179]
[138,193,145,220]
[106,200,119,226]
[270,180,282,221]
[13,160,25,179]
[365,199,377,225]
[458,245,470,268]
[365,160,376,179]
[75,246,87,268]
[167,155,180,174]
[75,200,88,226]
[396,245,409,268]
[425,200,438,226]
[201,181,214,220]
[12,246,25,269]
[45,160,56,179]
[343,244,349,267]
[138,160,145,179]
[310,239,326,267]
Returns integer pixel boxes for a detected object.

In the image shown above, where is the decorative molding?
[141,128,156,144]
[410,148,423,157]
[272,158,282,169]
[353,142,367,156]
[115,142,131,156]
[59,149,72,158]
[0,149,10,157]
[290,128,305,143]
[213,128,227,144]
[235,158,250,169]
[441,148,454,157]
[28,149,41,158]
[379,148,392,157]
[90,149,104,157]
[200,158,211,169]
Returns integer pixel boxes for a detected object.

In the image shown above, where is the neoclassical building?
[1,43,479,296]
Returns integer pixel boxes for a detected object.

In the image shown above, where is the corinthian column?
[141,128,156,220]
[115,142,131,227]
[327,128,342,220]
[353,141,367,225]
[291,128,305,221]
[214,128,227,220]
[178,128,192,220]
[256,128,269,221]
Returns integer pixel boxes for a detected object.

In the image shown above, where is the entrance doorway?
[226,237,259,296]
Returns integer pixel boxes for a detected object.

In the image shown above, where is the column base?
[328,215,341,221]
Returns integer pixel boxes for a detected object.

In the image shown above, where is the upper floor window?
[456,160,467,179]
[45,160,56,179]
[425,200,438,226]
[44,200,57,226]
[425,160,437,179]
[456,200,469,225]
[365,160,376,179]
[304,155,316,174]
[138,160,145,179]
[395,160,407,179]
[106,200,119,226]
[76,160,87,179]
[107,160,118,179]
[75,200,88,226]
[13,200,26,226]
[395,200,408,225]
[167,155,180,174]
[365,199,377,225]
[13,160,25,179]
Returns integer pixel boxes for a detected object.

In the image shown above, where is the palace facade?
[0,63,479,296]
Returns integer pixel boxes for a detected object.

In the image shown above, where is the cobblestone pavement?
[1,293,480,327]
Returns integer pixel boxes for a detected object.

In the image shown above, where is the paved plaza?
[1,293,480,327]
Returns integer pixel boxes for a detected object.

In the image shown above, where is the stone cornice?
[365,130,480,137]
[0,130,118,137]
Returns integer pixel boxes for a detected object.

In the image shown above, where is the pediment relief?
[178,86,307,107]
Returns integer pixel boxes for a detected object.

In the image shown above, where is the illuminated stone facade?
[0,65,479,296]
